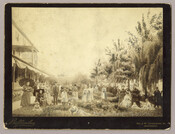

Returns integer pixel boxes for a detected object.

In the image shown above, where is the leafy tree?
[105,39,135,89]
[128,11,163,97]
[90,59,103,84]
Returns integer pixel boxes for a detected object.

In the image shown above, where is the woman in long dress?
[87,85,91,102]
[61,89,68,105]
[72,85,79,101]
[82,85,88,102]
[94,85,98,93]
[101,86,107,100]
[21,82,34,107]
[88,84,94,102]
[45,89,52,105]
[119,90,132,108]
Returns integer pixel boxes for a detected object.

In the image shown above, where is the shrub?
[106,92,115,97]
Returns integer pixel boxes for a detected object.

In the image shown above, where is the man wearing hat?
[52,82,59,105]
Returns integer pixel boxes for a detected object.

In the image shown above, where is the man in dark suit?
[154,87,161,108]
[53,83,59,105]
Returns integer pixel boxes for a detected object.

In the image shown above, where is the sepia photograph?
[4,3,171,129]
[11,7,163,117]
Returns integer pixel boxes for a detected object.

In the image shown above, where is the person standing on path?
[52,83,59,105]
[101,86,107,100]
[82,85,88,102]
[21,81,34,107]
[61,88,68,110]
[73,85,79,101]
[88,84,94,102]
[87,84,91,102]
[154,87,161,108]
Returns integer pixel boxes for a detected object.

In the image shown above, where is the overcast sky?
[12,7,162,77]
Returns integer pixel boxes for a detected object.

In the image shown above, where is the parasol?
[19,78,35,87]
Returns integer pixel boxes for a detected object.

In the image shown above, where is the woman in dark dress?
[20,82,34,107]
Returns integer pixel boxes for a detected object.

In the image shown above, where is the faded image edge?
[11,7,163,117]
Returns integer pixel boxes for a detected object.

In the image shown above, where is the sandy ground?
[12,100,22,111]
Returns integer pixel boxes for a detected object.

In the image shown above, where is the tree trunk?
[12,63,16,90]
[113,62,115,72]
[128,79,130,90]
[95,76,98,85]
[144,86,147,99]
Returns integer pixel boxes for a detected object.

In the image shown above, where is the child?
[32,102,42,112]
[69,102,91,116]
[36,89,44,106]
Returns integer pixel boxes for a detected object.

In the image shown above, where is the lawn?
[12,90,162,117]
[12,100,162,117]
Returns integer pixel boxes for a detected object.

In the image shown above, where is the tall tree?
[90,59,103,84]
[106,39,135,89]
[128,11,163,97]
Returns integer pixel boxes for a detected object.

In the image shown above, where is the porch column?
[12,63,16,90]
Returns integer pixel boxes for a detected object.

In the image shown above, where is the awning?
[13,45,38,52]
[12,55,49,77]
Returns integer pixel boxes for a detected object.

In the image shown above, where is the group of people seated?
[33,83,52,106]
[117,86,163,109]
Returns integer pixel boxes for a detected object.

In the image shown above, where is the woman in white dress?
[87,84,91,102]
[94,85,98,93]
[45,89,52,105]
[72,85,79,101]
[61,89,68,106]
[101,86,107,100]
[89,84,94,102]
[120,90,132,108]
[82,85,88,102]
